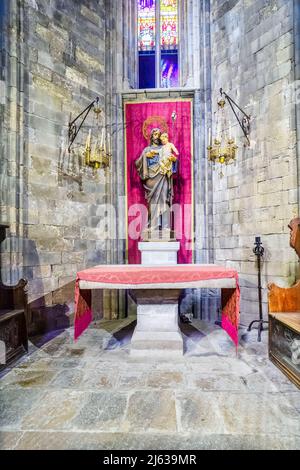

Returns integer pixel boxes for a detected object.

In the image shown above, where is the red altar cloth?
[74,265,240,347]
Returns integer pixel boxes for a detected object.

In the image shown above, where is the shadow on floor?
[104,319,137,350]
[30,328,67,349]
[103,318,210,354]
[180,322,206,355]
[28,303,70,349]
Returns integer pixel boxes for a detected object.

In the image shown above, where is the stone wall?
[0,0,125,332]
[210,0,299,325]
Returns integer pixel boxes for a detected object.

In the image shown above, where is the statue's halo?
[142,115,169,141]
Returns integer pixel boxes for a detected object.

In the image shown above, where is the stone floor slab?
[0,432,24,450]
[21,390,86,430]
[217,392,300,436]
[176,391,226,434]
[12,431,300,450]
[146,370,184,388]
[0,388,44,429]
[124,390,177,432]
[0,369,58,389]
[71,391,128,431]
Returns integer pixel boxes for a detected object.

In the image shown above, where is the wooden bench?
[268,218,300,389]
[0,224,28,369]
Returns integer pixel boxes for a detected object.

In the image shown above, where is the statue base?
[138,241,180,266]
[141,227,175,242]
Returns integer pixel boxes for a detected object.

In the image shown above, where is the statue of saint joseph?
[135,128,178,240]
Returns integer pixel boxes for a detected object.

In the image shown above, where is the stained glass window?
[161,52,178,88]
[138,0,179,89]
[160,0,178,50]
[138,0,156,51]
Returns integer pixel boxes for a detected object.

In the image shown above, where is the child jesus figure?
[159,132,179,177]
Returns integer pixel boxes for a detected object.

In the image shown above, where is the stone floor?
[0,317,299,450]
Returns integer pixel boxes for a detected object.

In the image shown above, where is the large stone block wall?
[0,0,113,330]
[210,0,299,325]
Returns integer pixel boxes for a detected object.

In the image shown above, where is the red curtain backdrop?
[125,99,193,264]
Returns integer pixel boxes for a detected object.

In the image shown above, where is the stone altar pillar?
[130,241,183,358]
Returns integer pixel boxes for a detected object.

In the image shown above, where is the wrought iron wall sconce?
[68,97,111,170]
[219,88,251,146]
[207,88,251,176]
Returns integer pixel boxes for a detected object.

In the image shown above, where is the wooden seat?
[0,279,29,368]
[268,308,300,389]
[268,220,300,389]
[0,225,28,369]
[269,312,300,332]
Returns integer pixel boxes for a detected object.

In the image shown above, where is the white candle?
[208,127,211,145]
[107,132,111,154]
[86,129,91,148]
[100,128,105,148]
[229,120,232,139]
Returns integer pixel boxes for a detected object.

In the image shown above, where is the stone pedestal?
[130,304,183,358]
[138,241,180,266]
[130,286,183,358]
[130,241,183,358]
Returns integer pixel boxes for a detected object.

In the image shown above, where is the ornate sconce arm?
[220,88,251,146]
[68,97,101,153]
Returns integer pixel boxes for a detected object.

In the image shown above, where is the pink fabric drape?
[74,264,240,347]
[125,100,193,264]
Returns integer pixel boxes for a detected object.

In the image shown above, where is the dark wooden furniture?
[268,218,300,389]
[268,282,300,389]
[0,224,28,368]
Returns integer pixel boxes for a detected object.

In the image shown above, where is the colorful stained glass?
[160,0,178,49]
[161,52,178,88]
[138,0,179,88]
[138,0,156,51]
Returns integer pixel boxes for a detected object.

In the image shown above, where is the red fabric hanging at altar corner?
[125,99,193,264]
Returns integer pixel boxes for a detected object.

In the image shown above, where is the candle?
[228,120,232,139]
[86,129,91,148]
[103,130,106,154]
[100,128,105,148]
[255,235,261,244]
[107,132,111,155]
[208,127,211,145]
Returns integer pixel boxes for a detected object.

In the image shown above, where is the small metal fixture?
[219,88,251,146]
[207,88,251,176]
[67,97,111,169]
[247,236,268,342]
[68,97,101,153]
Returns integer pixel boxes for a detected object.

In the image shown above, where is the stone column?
[294,0,300,209]
[179,0,202,88]
[188,0,219,321]
[102,0,138,320]
[1,0,28,285]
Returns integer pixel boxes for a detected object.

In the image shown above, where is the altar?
[74,264,240,356]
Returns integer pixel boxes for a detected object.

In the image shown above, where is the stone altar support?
[74,265,240,352]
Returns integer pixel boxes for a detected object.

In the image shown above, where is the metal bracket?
[68,97,101,153]
[220,88,251,146]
